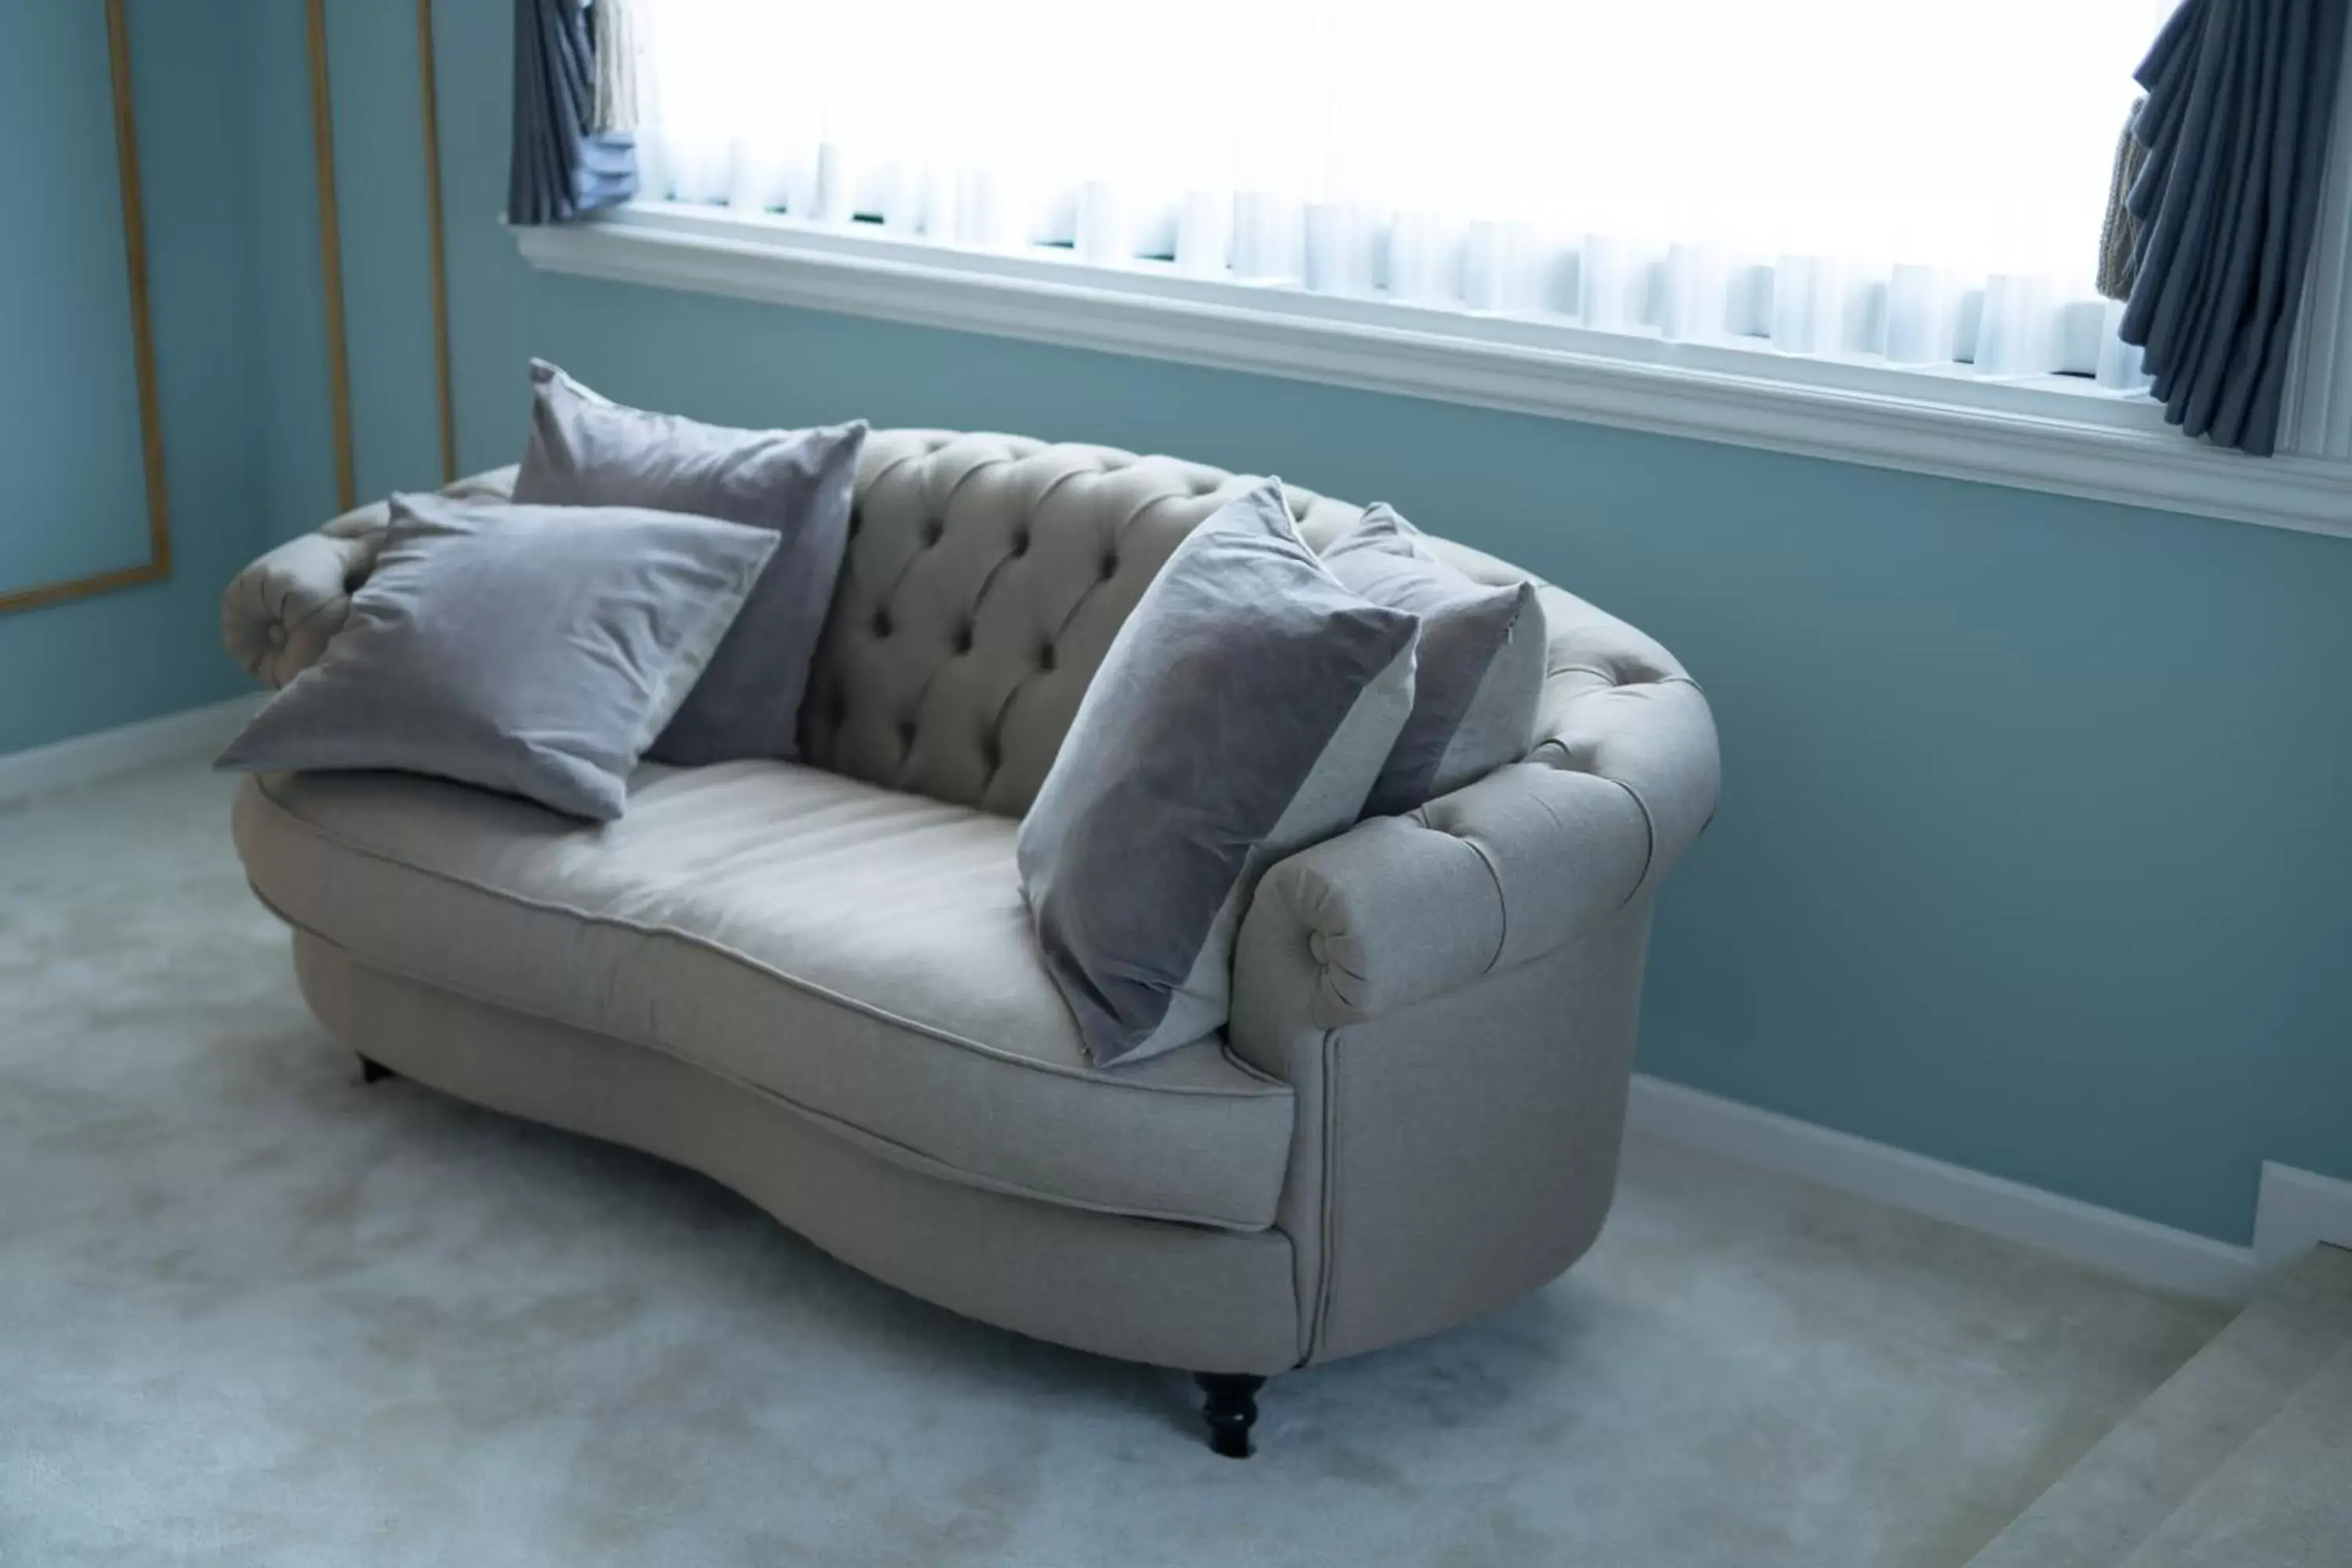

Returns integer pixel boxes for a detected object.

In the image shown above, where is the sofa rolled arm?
[1228,586,1718,1366]
[221,466,517,687]
[221,524,382,688]
[1243,761,1642,1029]
[1239,612,1720,1031]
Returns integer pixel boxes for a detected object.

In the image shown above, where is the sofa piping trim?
[1454,829,1512,978]
[279,914,1287,1234]
[1305,1024,1341,1366]
[1609,773,1661,909]
[1525,742,1663,909]
[248,776,1291,1101]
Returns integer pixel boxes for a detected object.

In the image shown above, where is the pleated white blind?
[630,0,2176,382]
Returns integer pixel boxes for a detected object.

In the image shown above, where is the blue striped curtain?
[507,0,637,226]
[2118,0,2347,456]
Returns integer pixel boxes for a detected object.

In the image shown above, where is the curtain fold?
[2120,0,2347,454]
[508,0,637,227]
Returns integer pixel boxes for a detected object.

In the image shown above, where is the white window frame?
[514,187,2352,539]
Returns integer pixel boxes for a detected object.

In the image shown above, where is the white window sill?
[513,203,2352,539]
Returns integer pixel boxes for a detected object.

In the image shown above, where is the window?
[515,0,2352,533]
[632,0,2172,379]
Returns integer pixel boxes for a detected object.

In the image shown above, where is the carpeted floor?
[0,760,2229,1568]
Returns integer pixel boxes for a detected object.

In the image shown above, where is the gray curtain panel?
[508,0,637,225]
[2119,0,2348,455]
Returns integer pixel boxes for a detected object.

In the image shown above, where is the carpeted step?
[1963,1245,2352,1568]
[2117,1337,2352,1568]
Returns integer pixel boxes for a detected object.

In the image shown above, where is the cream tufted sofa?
[222,432,1720,1455]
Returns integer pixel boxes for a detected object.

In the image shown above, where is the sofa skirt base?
[290,934,1304,1375]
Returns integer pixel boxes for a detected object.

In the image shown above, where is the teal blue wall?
[400,1,2352,1247]
[1,7,150,592]
[238,4,344,554]
[12,2,2348,1249]
[0,2,271,756]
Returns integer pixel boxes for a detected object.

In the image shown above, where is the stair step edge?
[1962,1247,2352,1568]
[2115,1338,2352,1568]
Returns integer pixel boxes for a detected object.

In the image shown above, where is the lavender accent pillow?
[1323,504,1544,817]
[1018,482,1421,1068]
[513,360,867,765]
[215,495,777,822]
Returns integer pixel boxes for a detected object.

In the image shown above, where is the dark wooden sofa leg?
[1193,1372,1267,1458]
[358,1054,394,1085]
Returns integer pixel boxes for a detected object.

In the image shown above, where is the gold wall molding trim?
[417,0,457,485]
[306,0,357,514]
[0,0,173,618]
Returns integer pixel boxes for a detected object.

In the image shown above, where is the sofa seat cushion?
[232,764,1296,1230]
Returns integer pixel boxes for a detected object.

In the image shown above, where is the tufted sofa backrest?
[799,432,1377,818]
[226,430,1702,839]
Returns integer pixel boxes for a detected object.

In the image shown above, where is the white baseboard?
[1628,1074,2263,1305]
[2253,1163,2352,1269]
[0,695,262,809]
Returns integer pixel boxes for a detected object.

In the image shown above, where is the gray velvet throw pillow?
[1018,481,1420,1068]
[1323,504,1544,818]
[512,360,867,766]
[215,494,778,822]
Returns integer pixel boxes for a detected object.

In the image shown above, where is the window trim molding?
[514,204,2352,541]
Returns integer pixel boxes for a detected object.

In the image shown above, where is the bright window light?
[630,0,2178,374]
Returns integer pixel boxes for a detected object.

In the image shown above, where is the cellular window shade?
[626,0,2178,383]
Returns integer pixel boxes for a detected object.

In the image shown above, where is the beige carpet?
[0,760,2227,1567]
